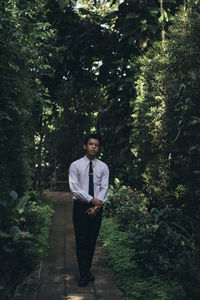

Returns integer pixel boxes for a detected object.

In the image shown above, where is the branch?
[171,129,181,143]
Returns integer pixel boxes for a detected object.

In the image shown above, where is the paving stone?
[64,273,94,294]
[64,293,95,300]
[48,233,65,248]
[65,223,74,231]
[50,225,65,234]
[39,264,64,283]
[97,286,122,298]
[64,264,79,274]
[91,266,118,284]
[51,206,66,217]
[52,217,66,226]
[36,283,65,300]
[46,244,64,258]
[65,240,76,252]
[43,250,64,265]
[98,294,123,300]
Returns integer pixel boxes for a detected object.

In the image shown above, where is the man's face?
[84,138,100,159]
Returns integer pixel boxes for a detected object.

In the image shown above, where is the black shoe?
[77,275,89,287]
[88,271,95,282]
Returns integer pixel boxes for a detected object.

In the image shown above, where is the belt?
[74,198,91,206]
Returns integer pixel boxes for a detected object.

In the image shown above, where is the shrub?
[104,177,148,225]
[22,199,54,270]
[100,218,184,300]
[128,206,192,275]
[0,191,30,299]
[104,179,200,298]
[0,191,54,300]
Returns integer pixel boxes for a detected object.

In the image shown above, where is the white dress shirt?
[69,155,109,203]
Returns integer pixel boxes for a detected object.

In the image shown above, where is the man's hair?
[84,133,101,145]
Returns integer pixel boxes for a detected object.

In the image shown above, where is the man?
[68,133,109,287]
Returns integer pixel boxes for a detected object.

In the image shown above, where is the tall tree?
[96,0,184,184]
[0,0,53,195]
[131,0,200,216]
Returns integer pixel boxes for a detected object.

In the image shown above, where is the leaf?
[164,10,168,22]
[0,200,7,208]
[149,8,159,16]
[16,195,30,213]
[0,112,12,122]
[10,226,21,241]
[190,71,196,80]
[152,224,159,231]
[114,178,120,189]
[189,116,200,125]
[140,19,147,25]
[188,145,198,151]
[126,12,140,20]
[10,191,18,201]
[0,230,10,238]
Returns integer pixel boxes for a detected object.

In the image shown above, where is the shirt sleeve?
[97,165,109,203]
[68,162,93,203]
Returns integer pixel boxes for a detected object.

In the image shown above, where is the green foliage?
[130,1,200,216]
[126,6,200,296]
[96,0,184,186]
[0,0,54,194]
[100,218,184,300]
[128,206,193,275]
[22,199,54,268]
[0,192,54,300]
[104,180,200,298]
[0,191,30,236]
[38,1,112,178]
[104,178,148,230]
[163,4,200,218]
[0,190,30,299]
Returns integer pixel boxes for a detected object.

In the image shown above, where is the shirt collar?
[84,155,97,167]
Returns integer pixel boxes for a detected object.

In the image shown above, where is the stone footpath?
[18,191,123,300]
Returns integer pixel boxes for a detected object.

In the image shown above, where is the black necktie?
[89,161,94,197]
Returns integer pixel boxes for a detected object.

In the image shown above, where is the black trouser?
[73,199,103,276]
